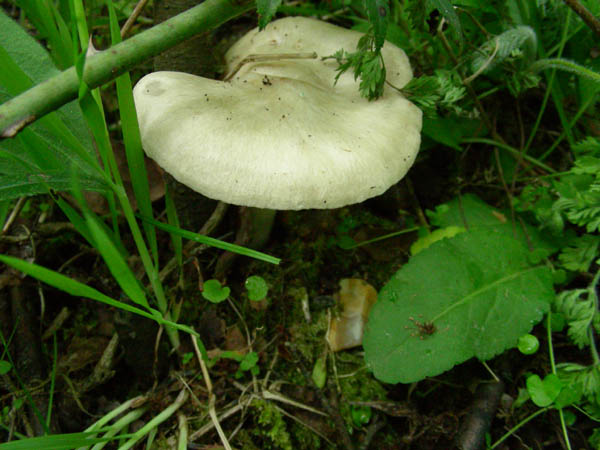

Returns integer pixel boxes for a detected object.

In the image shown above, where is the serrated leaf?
[554,289,596,348]
[364,0,389,50]
[364,228,554,383]
[256,0,282,30]
[558,234,600,272]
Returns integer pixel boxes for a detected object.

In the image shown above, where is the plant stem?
[563,0,600,38]
[461,137,556,174]
[0,0,254,138]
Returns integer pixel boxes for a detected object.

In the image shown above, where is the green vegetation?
[1,0,600,448]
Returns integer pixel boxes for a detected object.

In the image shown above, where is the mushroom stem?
[214,207,276,279]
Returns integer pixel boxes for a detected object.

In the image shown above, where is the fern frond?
[554,289,596,348]
[558,234,600,272]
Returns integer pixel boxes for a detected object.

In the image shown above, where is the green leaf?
[245,275,269,301]
[364,228,554,383]
[410,226,465,255]
[351,405,372,427]
[429,0,463,44]
[85,214,150,310]
[136,214,280,265]
[107,0,159,266]
[526,373,562,407]
[0,9,105,201]
[517,334,539,355]
[422,117,474,151]
[256,0,282,30]
[0,255,155,324]
[311,356,327,389]
[471,26,537,75]
[0,360,11,375]
[554,289,596,348]
[240,351,259,371]
[558,234,600,272]
[202,279,230,303]
[428,194,558,255]
[364,0,389,50]
[0,431,114,450]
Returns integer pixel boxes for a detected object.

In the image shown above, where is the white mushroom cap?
[133,18,422,210]
[225,17,413,89]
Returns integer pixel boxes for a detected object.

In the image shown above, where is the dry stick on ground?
[563,0,600,38]
[120,0,151,38]
[192,333,232,450]
[359,413,386,450]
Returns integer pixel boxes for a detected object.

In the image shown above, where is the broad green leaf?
[410,226,465,255]
[422,117,470,151]
[428,194,558,255]
[0,9,105,201]
[257,0,282,29]
[364,0,389,50]
[363,228,554,383]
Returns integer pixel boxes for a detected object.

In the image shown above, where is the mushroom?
[132,17,422,272]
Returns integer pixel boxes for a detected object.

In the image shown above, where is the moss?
[253,398,293,450]
[290,421,322,449]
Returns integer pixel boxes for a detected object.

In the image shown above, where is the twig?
[2,197,27,234]
[120,0,150,39]
[359,414,386,450]
[563,0,600,38]
[225,52,318,81]
[192,334,232,450]
[0,0,254,138]
[189,403,243,441]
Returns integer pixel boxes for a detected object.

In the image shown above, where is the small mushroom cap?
[133,18,422,210]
